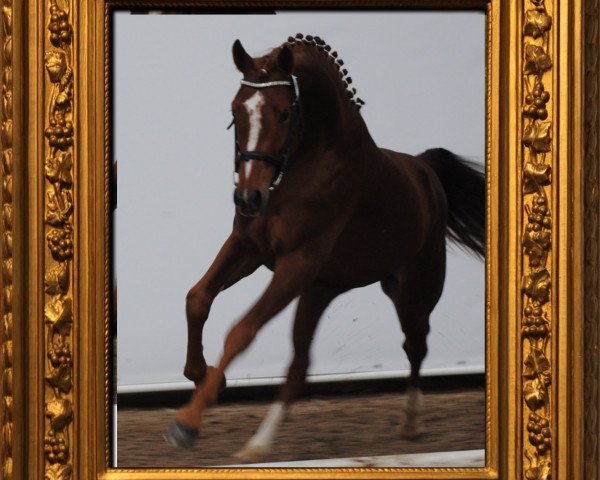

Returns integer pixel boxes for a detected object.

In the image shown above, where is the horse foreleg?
[235,287,339,462]
[166,253,321,448]
[184,231,260,385]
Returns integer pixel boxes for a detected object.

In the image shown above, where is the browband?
[240,79,291,88]
[240,75,300,101]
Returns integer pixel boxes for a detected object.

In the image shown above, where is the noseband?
[229,75,301,189]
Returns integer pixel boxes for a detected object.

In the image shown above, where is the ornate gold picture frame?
[0,0,597,479]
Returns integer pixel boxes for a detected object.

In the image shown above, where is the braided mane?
[284,33,365,111]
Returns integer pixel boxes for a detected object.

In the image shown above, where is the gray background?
[114,11,486,392]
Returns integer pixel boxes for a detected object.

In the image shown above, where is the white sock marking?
[405,387,423,417]
[243,91,265,179]
[246,402,286,448]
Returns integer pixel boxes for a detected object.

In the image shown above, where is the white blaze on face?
[243,91,266,179]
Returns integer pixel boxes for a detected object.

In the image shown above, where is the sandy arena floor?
[116,387,485,468]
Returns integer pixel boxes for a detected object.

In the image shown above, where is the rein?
[230,75,301,190]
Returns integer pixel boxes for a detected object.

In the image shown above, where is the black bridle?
[228,75,301,189]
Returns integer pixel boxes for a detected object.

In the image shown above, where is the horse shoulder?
[266,203,350,262]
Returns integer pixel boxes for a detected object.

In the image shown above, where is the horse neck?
[292,48,375,157]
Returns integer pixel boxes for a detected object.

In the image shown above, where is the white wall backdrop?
[114,11,486,392]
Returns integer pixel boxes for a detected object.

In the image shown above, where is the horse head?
[228,35,366,217]
[230,40,299,217]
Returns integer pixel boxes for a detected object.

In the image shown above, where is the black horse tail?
[420,148,485,258]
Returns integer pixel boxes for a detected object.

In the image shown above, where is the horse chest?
[237,216,286,270]
[239,209,324,270]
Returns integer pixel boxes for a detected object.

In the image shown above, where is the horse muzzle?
[233,188,268,217]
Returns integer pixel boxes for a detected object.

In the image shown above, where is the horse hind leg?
[234,287,339,463]
[401,335,427,440]
[381,246,445,439]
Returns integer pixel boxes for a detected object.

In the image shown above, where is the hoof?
[163,421,198,449]
[400,421,423,440]
[233,443,271,464]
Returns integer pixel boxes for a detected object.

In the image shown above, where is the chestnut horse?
[165,34,485,461]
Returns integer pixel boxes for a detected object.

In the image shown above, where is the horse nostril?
[233,189,243,206]
[248,190,262,211]
[233,189,264,216]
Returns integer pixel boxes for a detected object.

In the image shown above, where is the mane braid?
[285,33,366,111]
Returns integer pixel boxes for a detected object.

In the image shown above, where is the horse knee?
[186,286,212,321]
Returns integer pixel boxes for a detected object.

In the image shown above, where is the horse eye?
[278,110,290,123]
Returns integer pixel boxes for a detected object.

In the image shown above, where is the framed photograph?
[0,0,597,479]
[114,8,487,470]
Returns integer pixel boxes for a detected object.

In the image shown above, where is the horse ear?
[232,39,254,74]
[277,45,293,74]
